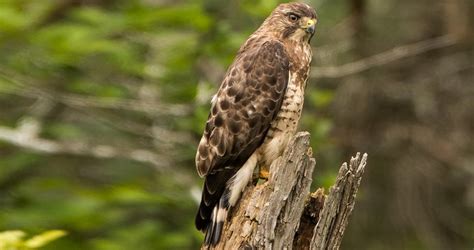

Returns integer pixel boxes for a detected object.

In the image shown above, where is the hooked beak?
[304,19,316,35]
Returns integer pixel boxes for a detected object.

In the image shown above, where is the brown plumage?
[195,3,317,246]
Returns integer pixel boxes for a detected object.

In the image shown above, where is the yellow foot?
[259,168,270,180]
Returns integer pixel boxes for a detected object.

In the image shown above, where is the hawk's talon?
[259,168,270,180]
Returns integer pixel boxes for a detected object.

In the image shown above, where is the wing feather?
[196,40,289,177]
[195,40,289,234]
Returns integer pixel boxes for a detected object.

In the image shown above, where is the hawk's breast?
[258,42,311,167]
[258,71,306,167]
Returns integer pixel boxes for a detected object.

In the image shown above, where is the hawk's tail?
[204,194,229,246]
[195,171,234,246]
[196,154,257,246]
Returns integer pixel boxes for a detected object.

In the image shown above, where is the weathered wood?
[203,132,367,250]
[310,152,367,250]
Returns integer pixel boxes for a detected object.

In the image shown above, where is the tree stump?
[203,132,367,250]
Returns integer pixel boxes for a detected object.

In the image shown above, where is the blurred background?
[0,0,472,249]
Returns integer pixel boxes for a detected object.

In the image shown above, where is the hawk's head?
[260,2,318,43]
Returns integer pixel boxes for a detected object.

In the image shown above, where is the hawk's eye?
[288,13,300,22]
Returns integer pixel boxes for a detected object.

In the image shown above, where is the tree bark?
[310,152,367,250]
[203,132,368,249]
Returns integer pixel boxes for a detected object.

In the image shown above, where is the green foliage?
[0,230,67,250]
